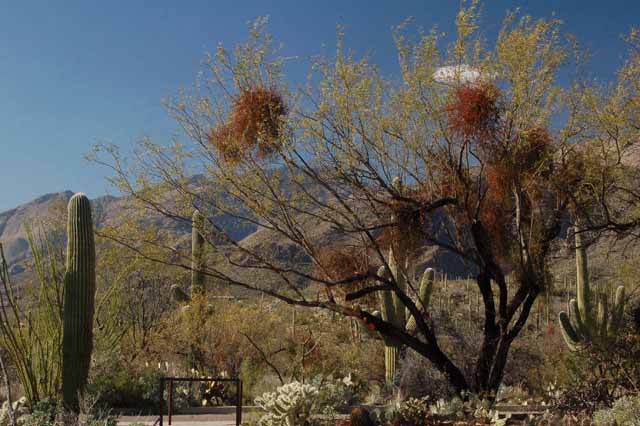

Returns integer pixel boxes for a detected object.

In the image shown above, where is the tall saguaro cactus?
[191,209,206,296]
[374,249,435,384]
[61,193,96,410]
[559,225,626,351]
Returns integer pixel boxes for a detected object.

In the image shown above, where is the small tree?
[90,6,634,398]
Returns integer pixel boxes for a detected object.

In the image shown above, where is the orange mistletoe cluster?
[446,83,500,142]
[445,81,555,264]
[208,86,287,163]
[312,244,377,305]
[313,245,370,284]
[481,127,553,263]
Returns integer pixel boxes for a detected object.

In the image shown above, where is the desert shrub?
[592,394,640,426]
[155,299,381,402]
[0,230,64,404]
[367,395,506,426]
[87,366,162,411]
[18,395,117,426]
[21,398,58,425]
[397,350,456,400]
[240,364,283,404]
[499,331,563,398]
[395,397,432,426]
[311,374,366,413]
[557,328,640,413]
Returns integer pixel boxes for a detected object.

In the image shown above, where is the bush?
[312,374,365,414]
[592,394,640,426]
[87,366,162,411]
[557,329,640,413]
[397,350,456,400]
[396,397,432,426]
[19,396,117,426]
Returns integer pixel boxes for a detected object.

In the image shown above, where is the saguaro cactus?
[559,225,626,351]
[374,249,435,384]
[191,209,206,296]
[61,193,96,410]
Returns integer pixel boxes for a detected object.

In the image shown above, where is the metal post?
[168,379,173,425]
[236,379,243,426]
[159,378,164,426]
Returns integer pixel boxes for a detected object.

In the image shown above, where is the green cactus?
[375,249,435,384]
[559,225,626,351]
[61,193,96,410]
[191,209,206,296]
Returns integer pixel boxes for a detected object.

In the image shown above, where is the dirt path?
[117,414,237,425]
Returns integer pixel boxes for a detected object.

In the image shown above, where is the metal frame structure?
[157,376,243,426]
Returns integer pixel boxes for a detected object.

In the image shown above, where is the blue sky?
[1,0,638,211]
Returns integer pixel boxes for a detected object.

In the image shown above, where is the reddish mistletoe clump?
[313,245,370,285]
[208,123,240,163]
[313,245,378,306]
[376,198,425,264]
[208,86,287,163]
[446,83,500,142]
[478,126,553,264]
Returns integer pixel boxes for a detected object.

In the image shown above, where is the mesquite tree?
[91,7,638,397]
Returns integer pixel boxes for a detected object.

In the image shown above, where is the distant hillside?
[0,185,257,276]
[2,176,639,286]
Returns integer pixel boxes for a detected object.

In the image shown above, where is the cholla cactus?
[255,381,319,426]
[558,225,626,351]
[429,397,463,417]
[396,397,431,425]
[375,248,435,384]
[0,397,28,426]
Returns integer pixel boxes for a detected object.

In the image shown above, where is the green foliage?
[557,328,640,412]
[19,397,117,426]
[87,366,162,411]
[592,395,640,426]
[17,399,80,426]
[311,374,365,414]
[0,226,64,404]
[21,399,58,426]
[559,226,626,351]
[395,396,432,426]
[368,395,499,426]
[61,193,97,410]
